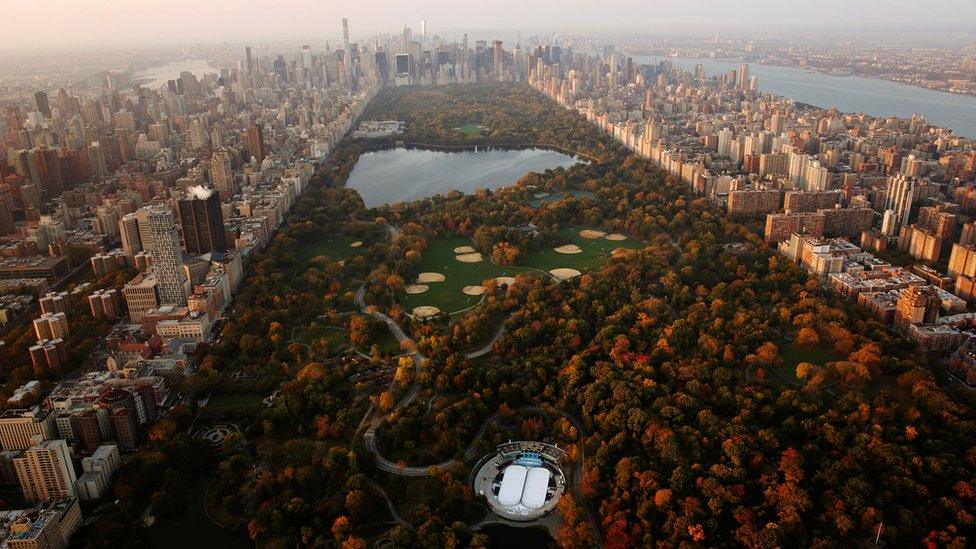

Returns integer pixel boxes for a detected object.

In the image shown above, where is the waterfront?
[633,56,976,138]
[345,147,581,207]
[134,59,216,88]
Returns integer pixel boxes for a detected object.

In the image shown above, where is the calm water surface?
[632,56,976,138]
[135,60,216,88]
[346,147,581,207]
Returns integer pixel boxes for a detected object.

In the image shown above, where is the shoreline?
[344,142,593,209]
[356,141,601,164]
[628,54,976,137]
[638,54,976,99]
[132,58,217,88]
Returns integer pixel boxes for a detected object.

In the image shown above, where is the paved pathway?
[355,223,602,545]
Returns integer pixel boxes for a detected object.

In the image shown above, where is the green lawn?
[520,226,643,272]
[397,229,643,315]
[777,341,842,385]
[294,234,363,263]
[358,317,404,355]
[297,322,401,356]
[455,123,488,137]
[398,236,530,314]
[781,342,840,369]
[528,190,597,208]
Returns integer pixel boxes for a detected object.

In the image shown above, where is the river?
[631,56,976,138]
[345,147,582,208]
[134,59,217,89]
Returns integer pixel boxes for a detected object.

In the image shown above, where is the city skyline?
[2,0,976,51]
[0,6,975,548]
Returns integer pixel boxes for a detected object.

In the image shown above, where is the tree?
[795,362,814,380]
[379,391,395,412]
[331,516,351,541]
[349,315,372,348]
[795,327,820,347]
[491,241,521,265]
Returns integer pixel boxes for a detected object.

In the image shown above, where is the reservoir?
[345,147,582,207]
[632,56,976,138]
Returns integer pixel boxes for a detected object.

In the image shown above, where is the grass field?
[397,228,643,314]
[455,123,489,137]
[294,234,363,264]
[358,318,404,355]
[776,341,842,385]
[297,321,401,356]
[520,226,642,272]
[528,190,597,208]
[398,236,531,314]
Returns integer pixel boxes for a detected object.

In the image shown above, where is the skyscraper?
[88,141,107,182]
[118,212,143,258]
[342,18,352,83]
[245,123,266,163]
[33,91,51,118]
[211,149,236,200]
[885,173,916,227]
[245,46,253,75]
[738,64,750,91]
[144,205,188,306]
[14,439,77,502]
[493,41,504,80]
[27,147,64,200]
[178,186,227,254]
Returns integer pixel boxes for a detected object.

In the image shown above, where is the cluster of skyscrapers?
[0,18,380,546]
[528,44,976,370]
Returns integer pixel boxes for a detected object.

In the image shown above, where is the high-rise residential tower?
[178,186,227,254]
[144,205,188,306]
[210,149,235,200]
[14,439,77,502]
[342,18,352,83]
[245,123,266,163]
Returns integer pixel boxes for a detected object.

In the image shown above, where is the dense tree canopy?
[107,84,976,548]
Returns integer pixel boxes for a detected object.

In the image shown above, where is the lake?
[632,56,976,138]
[135,59,217,89]
[345,147,582,207]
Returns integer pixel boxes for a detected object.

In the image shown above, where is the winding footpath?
[464,319,508,359]
[356,224,601,545]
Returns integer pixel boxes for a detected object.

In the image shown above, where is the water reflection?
[346,147,582,207]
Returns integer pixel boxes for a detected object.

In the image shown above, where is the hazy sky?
[3,0,975,51]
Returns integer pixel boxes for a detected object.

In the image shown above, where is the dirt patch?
[605,234,627,241]
[611,248,636,258]
[453,245,477,254]
[555,244,583,254]
[350,241,363,248]
[405,284,429,294]
[579,230,606,239]
[550,268,582,281]
[455,253,484,263]
[463,285,487,296]
[412,306,441,318]
[417,272,446,283]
